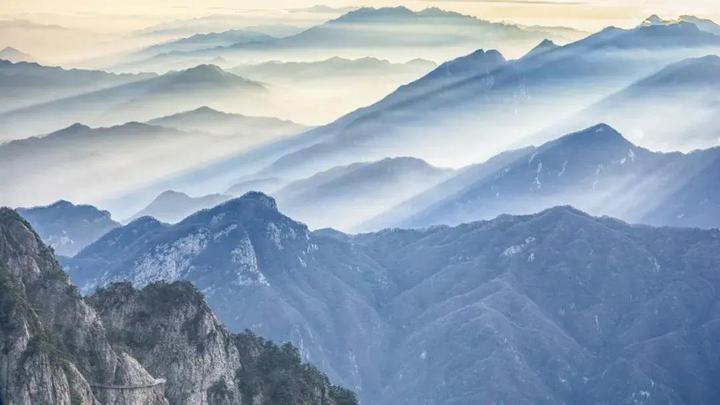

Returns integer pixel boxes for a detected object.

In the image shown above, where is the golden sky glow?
[2,0,720,33]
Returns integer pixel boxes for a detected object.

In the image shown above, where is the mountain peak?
[523,39,559,59]
[0,207,25,227]
[333,6,418,23]
[49,199,74,208]
[545,123,633,152]
[642,14,668,26]
[169,64,261,87]
[238,191,278,211]
[46,123,92,137]
[0,46,34,62]
[192,105,223,114]
[421,48,506,82]
[157,190,191,199]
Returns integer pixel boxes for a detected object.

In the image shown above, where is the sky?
[2,0,720,33]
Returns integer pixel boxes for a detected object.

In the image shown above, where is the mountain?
[522,38,559,58]
[88,282,357,405]
[0,207,357,404]
[143,29,274,55]
[16,200,120,256]
[115,30,277,73]
[0,46,34,62]
[369,124,720,230]
[680,15,720,35]
[230,57,436,82]
[127,6,583,73]
[257,6,580,54]
[0,59,153,114]
[64,193,720,404]
[557,55,720,151]
[65,192,392,395]
[0,208,167,404]
[0,119,296,217]
[130,190,233,223]
[257,22,720,179]
[362,146,536,231]
[641,14,720,35]
[392,49,506,99]
[274,157,454,231]
[0,64,266,140]
[147,106,307,137]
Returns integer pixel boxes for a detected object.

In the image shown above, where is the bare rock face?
[89,281,358,405]
[0,207,168,405]
[0,206,357,405]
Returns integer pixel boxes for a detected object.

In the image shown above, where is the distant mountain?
[641,14,720,35]
[369,124,720,230]
[388,48,506,101]
[128,6,584,72]
[16,200,120,256]
[558,55,720,151]
[230,56,436,83]
[64,193,720,404]
[0,207,357,405]
[0,119,297,217]
[679,15,720,35]
[274,157,454,231]
[143,29,275,55]
[522,38,559,58]
[130,190,233,223]
[115,29,277,73]
[0,64,266,140]
[0,59,153,114]
[258,22,720,178]
[274,6,575,50]
[0,46,34,62]
[362,146,535,231]
[147,106,307,136]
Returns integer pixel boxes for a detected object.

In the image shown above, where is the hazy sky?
[2,0,720,33]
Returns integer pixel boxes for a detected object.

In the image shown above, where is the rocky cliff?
[0,207,167,405]
[89,281,357,405]
[0,207,357,405]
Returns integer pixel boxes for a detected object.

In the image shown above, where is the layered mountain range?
[0,65,267,139]
[64,192,720,404]
[364,124,720,231]
[3,9,720,405]
[123,6,584,72]
[0,108,305,216]
[256,21,720,179]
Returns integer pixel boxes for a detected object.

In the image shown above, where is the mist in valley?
[2,4,720,405]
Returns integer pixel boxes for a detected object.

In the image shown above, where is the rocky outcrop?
[89,281,357,405]
[0,207,167,405]
[0,207,357,405]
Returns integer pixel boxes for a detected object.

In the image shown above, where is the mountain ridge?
[64,192,720,404]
